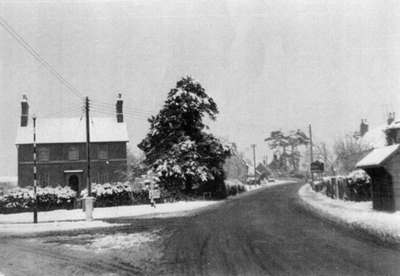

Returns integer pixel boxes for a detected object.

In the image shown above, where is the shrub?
[0,186,76,214]
[346,169,371,201]
[81,182,184,207]
[81,182,142,207]
[225,179,246,196]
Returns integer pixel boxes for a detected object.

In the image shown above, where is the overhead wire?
[90,109,150,121]
[0,15,84,100]
[88,99,155,116]
[88,101,150,119]
[0,15,159,120]
[90,108,149,119]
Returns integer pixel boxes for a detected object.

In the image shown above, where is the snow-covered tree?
[333,135,371,174]
[138,76,231,198]
[265,129,309,173]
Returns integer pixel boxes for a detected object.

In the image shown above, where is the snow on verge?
[299,184,400,243]
[66,230,161,253]
[0,221,124,235]
[0,201,218,224]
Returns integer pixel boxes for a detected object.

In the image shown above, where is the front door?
[68,175,79,193]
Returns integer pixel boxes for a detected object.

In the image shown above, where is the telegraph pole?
[251,144,257,177]
[32,115,38,223]
[85,97,93,220]
[309,124,314,184]
[85,97,91,197]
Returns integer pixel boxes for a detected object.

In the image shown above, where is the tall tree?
[265,129,309,172]
[333,135,371,173]
[138,76,231,198]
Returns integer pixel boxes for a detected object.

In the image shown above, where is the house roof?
[386,120,400,130]
[356,144,400,168]
[16,117,129,144]
[359,124,387,149]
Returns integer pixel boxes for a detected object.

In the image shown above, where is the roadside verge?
[0,200,219,236]
[298,184,400,244]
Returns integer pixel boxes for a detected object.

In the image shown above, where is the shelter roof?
[356,144,400,168]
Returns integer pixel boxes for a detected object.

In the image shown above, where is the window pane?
[68,146,79,160]
[98,145,108,160]
[38,147,49,161]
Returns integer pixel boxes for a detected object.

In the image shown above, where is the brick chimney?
[360,119,369,137]
[20,94,29,127]
[388,112,395,125]
[116,93,123,123]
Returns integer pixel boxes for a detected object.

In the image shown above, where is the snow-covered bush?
[81,182,141,207]
[0,186,76,213]
[225,179,246,196]
[346,169,371,201]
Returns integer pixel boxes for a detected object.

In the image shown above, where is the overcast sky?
[1,0,400,176]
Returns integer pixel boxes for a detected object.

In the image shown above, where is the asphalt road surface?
[1,181,400,276]
[157,182,400,275]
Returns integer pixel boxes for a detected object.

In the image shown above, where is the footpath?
[0,201,219,235]
[299,184,400,244]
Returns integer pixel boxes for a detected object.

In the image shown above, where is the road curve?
[1,181,400,276]
[158,182,400,276]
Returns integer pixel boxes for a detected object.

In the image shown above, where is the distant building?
[223,144,248,183]
[15,95,129,194]
[256,162,271,180]
[353,119,369,139]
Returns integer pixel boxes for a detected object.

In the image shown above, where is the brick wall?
[17,142,127,189]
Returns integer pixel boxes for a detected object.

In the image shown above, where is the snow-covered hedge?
[0,186,76,213]
[81,182,149,207]
[314,169,371,201]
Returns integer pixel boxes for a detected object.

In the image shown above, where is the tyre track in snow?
[156,182,400,275]
[1,238,143,275]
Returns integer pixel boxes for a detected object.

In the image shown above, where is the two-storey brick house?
[15,95,129,194]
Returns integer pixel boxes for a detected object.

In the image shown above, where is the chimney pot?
[388,112,395,125]
[20,95,29,127]
[116,93,123,123]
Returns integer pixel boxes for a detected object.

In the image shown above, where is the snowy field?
[299,184,400,243]
[0,176,18,192]
[0,176,17,183]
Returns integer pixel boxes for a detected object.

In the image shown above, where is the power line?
[89,99,155,115]
[90,107,150,120]
[89,97,155,111]
[91,111,150,121]
[88,102,154,117]
[0,15,84,99]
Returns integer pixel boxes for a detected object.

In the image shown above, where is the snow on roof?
[359,124,387,149]
[386,120,400,130]
[356,144,400,168]
[16,117,129,144]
